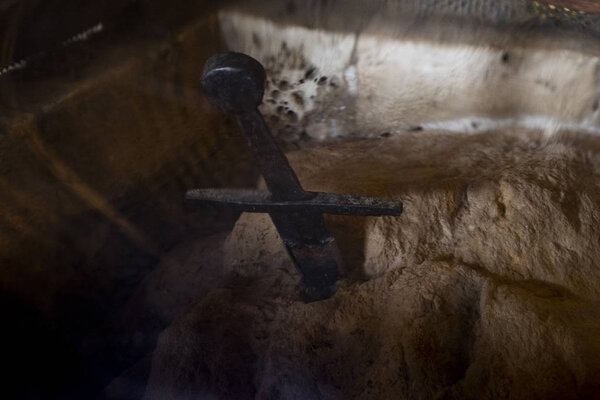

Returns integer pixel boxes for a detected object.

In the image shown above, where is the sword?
[188,52,403,301]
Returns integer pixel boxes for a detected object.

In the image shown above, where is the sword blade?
[269,211,342,300]
[235,109,312,201]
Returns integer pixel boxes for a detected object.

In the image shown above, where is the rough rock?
[220,0,600,142]
[144,129,600,399]
[0,4,253,398]
[115,233,229,359]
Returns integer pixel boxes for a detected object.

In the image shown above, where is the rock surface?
[0,4,253,398]
[220,0,600,142]
[144,129,600,399]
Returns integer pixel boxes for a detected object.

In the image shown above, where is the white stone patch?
[344,65,358,95]
[220,4,600,140]
[419,114,600,136]
[220,11,356,77]
[357,36,600,134]
[219,10,358,141]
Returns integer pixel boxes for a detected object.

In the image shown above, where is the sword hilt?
[201,52,310,201]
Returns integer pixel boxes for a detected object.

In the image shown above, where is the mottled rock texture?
[145,129,600,399]
[220,0,600,142]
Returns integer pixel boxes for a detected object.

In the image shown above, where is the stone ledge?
[144,127,600,399]
[220,0,600,141]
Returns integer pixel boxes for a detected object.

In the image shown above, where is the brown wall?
[0,3,250,321]
[0,3,257,397]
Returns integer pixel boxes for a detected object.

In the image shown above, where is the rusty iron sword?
[188,52,402,301]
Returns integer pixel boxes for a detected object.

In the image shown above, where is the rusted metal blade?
[269,211,342,300]
[186,188,403,216]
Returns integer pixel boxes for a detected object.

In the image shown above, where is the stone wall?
[0,2,255,398]
[220,0,600,141]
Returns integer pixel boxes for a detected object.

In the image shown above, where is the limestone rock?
[116,233,229,359]
[144,129,600,399]
[219,0,600,141]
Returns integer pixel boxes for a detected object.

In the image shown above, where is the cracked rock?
[144,129,600,399]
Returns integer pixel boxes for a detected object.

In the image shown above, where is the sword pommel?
[201,52,266,113]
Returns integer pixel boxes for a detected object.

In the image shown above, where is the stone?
[144,129,600,399]
[116,232,230,360]
[219,0,600,141]
[0,4,255,319]
[0,4,255,398]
